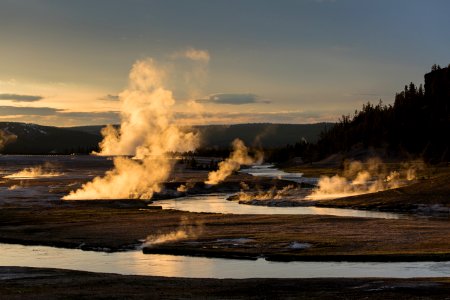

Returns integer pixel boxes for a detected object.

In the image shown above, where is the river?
[0,156,445,279]
[1,243,450,278]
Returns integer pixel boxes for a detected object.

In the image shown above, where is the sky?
[0,0,449,126]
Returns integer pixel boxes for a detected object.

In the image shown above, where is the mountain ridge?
[0,122,332,154]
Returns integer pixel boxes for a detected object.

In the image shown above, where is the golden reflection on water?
[154,194,401,219]
[128,252,214,277]
[1,243,450,278]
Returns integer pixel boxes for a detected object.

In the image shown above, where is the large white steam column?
[63,58,199,200]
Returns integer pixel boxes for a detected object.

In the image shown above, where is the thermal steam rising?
[4,166,62,179]
[63,59,198,200]
[0,129,17,150]
[306,159,422,200]
[145,216,204,246]
[205,139,263,185]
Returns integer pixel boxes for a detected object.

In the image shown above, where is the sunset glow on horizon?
[1,0,449,126]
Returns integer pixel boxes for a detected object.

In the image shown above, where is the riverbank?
[1,266,450,299]
[1,160,449,262]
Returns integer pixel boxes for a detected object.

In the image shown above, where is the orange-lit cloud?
[196,93,271,105]
[171,47,210,63]
[0,93,43,102]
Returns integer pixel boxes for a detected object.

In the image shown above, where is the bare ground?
[1,163,450,298]
[1,267,450,299]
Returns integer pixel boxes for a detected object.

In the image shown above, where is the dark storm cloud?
[196,93,271,105]
[0,93,43,102]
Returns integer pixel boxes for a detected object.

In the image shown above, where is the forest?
[269,65,450,163]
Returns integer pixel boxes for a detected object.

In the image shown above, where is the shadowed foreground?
[1,267,450,299]
[2,201,450,261]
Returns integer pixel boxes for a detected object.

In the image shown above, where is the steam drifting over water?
[4,166,62,179]
[63,58,199,200]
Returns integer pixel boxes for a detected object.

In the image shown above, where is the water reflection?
[153,194,401,219]
[1,243,449,278]
[240,165,318,185]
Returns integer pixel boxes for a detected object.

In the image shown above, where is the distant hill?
[70,123,333,148]
[0,122,331,154]
[0,122,101,154]
[194,123,331,148]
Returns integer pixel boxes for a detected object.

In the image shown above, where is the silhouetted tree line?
[193,147,232,158]
[267,65,450,163]
[180,155,219,171]
[62,145,99,155]
[265,139,318,163]
[313,65,449,162]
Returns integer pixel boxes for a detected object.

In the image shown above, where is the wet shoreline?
[2,266,450,299]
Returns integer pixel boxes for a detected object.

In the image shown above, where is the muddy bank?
[1,267,450,299]
[2,201,450,261]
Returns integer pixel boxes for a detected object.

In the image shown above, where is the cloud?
[0,105,120,126]
[0,106,60,116]
[0,93,43,102]
[175,110,340,125]
[172,47,210,63]
[98,94,119,101]
[196,93,271,105]
[59,111,119,120]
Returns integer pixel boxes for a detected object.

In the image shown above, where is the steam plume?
[234,185,298,201]
[205,139,263,185]
[145,216,203,246]
[63,58,199,200]
[4,166,62,179]
[0,129,17,150]
[306,158,422,200]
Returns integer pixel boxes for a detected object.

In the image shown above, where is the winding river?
[1,157,447,279]
[151,194,401,219]
[152,165,401,219]
[1,243,450,278]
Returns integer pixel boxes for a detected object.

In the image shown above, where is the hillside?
[0,122,101,154]
[195,123,331,148]
[0,122,331,154]
[70,123,332,148]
